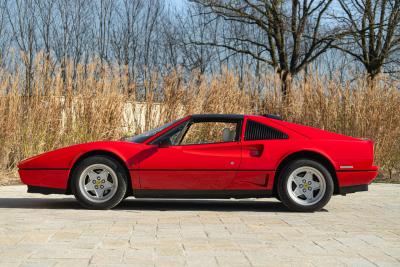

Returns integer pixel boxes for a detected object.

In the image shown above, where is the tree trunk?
[280,70,291,106]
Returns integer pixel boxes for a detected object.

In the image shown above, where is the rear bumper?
[336,168,378,195]
[339,184,368,195]
[337,169,378,186]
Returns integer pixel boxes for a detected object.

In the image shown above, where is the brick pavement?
[0,183,399,267]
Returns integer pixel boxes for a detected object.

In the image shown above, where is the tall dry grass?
[0,55,399,183]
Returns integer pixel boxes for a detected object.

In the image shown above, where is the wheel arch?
[66,150,132,195]
[273,150,339,196]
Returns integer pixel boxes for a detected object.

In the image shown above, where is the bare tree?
[142,0,164,71]
[313,48,356,82]
[335,0,400,79]
[175,4,218,75]
[2,0,399,96]
[139,0,164,99]
[190,0,337,97]
[53,0,93,86]
[34,0,55,61]
[7,0,37,95]
[386,23,400,78]
[0,0,10,67]
[160,16,180,70]
[96,0,114,66]
[34,0,56,93]
[111,0,143,85]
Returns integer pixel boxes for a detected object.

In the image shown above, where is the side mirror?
[158,139,170,148]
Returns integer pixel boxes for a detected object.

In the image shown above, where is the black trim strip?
[191,114,244,120]
[27,185,66,195]
[20,168,69,171]
[132,189,273,199]
[339,184,368,194]
[132,169,275,172]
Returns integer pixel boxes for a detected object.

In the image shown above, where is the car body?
[18,114,378,211]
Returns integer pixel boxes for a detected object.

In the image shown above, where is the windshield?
[126,119,180,143]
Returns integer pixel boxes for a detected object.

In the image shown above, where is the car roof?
[189,114,283,121]
[190,114,244,120]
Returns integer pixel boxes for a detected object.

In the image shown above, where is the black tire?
[71,155,128,209]
[277,159,334,212]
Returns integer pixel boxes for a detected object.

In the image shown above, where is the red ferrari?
[18,114,378,211]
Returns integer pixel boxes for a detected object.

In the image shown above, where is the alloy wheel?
[78,164,118,203]
[286,166,327,206]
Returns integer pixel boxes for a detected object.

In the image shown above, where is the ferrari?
[18,114,378,211]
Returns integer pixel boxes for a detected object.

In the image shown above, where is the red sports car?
[18,114,378,211]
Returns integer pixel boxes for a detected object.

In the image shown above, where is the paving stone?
[0,183,399,267]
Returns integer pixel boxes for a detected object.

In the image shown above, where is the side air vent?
[245,120,288,140]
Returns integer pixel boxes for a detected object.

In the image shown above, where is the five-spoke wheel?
[71,156,128,209]
[79,164,118,203]
[278,159,333,212]
[287,166,326,206]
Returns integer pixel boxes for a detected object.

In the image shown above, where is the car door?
[137,119,242,190]
[237,117,290,190]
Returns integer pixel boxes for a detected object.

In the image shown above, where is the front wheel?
[71,156,128,209]
[277,159,334,212]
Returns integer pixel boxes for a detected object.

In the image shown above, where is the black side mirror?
[158,139,170,148]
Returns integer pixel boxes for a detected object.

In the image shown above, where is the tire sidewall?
[71,156,128,209]
[278,159,334,212]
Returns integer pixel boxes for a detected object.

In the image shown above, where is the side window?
[244,120,288,140]
[180,121,238,145]
[151,124,186,146]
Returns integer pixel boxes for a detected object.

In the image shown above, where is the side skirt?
[27,185,66,195]
[132,189,273,199]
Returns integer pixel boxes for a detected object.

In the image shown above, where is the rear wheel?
[277,159,334,212]
[71,156,128,209]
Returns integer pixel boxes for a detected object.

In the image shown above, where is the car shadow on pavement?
[0,197,302,212]
[118,198,291,212]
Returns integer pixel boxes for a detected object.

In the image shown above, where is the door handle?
[250,149,262,157]
[245,144,264,157]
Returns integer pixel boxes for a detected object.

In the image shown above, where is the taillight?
[367,139,375,165]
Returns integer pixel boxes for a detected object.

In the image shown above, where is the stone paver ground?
[0,183,399,267]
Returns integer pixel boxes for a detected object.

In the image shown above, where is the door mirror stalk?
[158,139,170,148]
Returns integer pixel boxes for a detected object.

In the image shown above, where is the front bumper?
[18,169,69,189]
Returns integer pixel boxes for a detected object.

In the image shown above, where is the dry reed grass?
[0,56,399,183]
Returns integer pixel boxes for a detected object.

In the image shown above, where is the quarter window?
[244,120,288,140]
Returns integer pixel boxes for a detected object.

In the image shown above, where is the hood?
[17,140,144,169]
